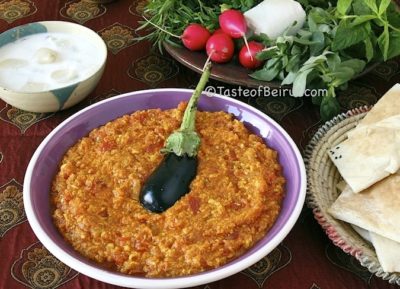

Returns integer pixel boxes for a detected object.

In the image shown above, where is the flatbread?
[358,83,400,126]
[329,115,400,193]
[328,84,400,193]
[328,84,400,273]
[329,177,400,244]
[370,232,400,273]
[351,225,400,273]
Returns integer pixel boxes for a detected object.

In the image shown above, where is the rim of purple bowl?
[23,88,306,289]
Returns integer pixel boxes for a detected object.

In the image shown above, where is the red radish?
[239,41,265,69]
[143,17,210,51]
[206,33,234,63]
[181,24,211,51]
[212,28,225,35]
[219,9,247,38]
[219,9,253,60]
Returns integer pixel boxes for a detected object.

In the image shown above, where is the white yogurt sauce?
[0,32,102,92]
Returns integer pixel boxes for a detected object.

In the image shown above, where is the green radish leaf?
[332,21,369,51]
[320,95,340,121]
[293,69,313,97]
[337,0,353,15]
[378,0,391,16]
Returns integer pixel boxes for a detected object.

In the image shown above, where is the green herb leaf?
[320,94,340,121]
[308,13,318,31]
[364,37,374,61]
[297,29,313,38]
[378,24,390,60]
[250,62,281,81]
[387,31,400,59]
[318,24,331,33]
[310,31,325,55]
[350,15,377,26]
[378,0,391,16]
[250,33,274,47]
[326,53,341,71]
[266,57,280,69]
[309,7,334,24]
[332,20,369,51]
[329,66,356,87]
[340,59,366,75]
[286,53,302,72]
[281,71,297,85]
[336,0,352,15]
[387,4,400,27]
[293,69,313,97]
[293,38,318,45]
[352,0,372,15]
[256,48,278,60]
[364,0,378,14]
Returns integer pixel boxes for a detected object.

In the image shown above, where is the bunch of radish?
[206,9,265,68]
[144,9,266,69]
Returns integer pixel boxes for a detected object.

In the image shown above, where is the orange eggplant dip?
[51,102,285,277]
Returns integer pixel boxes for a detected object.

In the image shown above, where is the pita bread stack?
[327,83,400,273]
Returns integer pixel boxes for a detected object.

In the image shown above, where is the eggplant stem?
[181,61,211,131]
[161,63,212,157]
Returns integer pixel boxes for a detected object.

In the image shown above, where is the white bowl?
[0,21,107,113]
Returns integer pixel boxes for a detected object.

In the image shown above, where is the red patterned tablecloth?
[0,1,400,289]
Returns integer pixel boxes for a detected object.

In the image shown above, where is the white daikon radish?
[244,0,306,39]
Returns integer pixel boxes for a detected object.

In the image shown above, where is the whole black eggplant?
[139,63,212,213]
[139,154,197,213]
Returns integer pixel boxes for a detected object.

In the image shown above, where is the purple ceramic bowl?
[24,89,306,289]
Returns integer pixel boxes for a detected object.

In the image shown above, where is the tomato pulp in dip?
[0,32,101,92]
[51,103,286,277]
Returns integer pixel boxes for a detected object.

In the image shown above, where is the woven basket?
[304,106,400,285]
